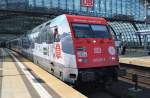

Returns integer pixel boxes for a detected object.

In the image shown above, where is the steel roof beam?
[0,13,19,20]
[0,9,65,17]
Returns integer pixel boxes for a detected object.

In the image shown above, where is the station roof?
[0,8,67,42]
[0,0,150,47]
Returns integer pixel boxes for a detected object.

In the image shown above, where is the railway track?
[120,63,150,87]
[75,83,122,98]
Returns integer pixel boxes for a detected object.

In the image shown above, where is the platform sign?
[81,0,94,7]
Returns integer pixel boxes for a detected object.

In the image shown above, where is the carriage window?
[72,23,111,38]
[43,47,48,55]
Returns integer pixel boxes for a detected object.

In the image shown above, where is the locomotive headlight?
[109,57,116,61]
[77,51,87,57]
[78,58,88,63]
[112,57,116,60]
[78,58,83,62]
[108,46,116,55]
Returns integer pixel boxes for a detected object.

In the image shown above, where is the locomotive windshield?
[72,23,111,38]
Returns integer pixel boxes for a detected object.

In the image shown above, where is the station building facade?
[0,0,150,47]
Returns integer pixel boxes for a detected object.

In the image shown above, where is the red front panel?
[74,38,119,68]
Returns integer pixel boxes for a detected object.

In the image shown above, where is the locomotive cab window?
[72,23,111,38]
[54,28,60,42]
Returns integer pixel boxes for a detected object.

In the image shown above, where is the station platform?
[119,49,150,68]
[0,48,87,98]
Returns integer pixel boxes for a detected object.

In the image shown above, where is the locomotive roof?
[33,14,107,31]
[64,14,107,24]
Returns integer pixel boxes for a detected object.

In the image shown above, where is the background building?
[0,0,150,48]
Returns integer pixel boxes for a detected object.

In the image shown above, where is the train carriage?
[8,14,119,84]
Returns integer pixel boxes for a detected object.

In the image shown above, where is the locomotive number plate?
[77,51,87,57]
[94,47,101,54]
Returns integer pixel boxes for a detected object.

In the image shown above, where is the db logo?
[55,43,61,59]
[81,0,94,7]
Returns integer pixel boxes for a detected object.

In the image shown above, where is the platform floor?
[1,51,33,98]
[0,48,87,98]
[119,49,150,67]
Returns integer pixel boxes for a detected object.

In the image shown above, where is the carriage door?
[46,26,55,62]
[53,27,61,60]
[47,26,60,61]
